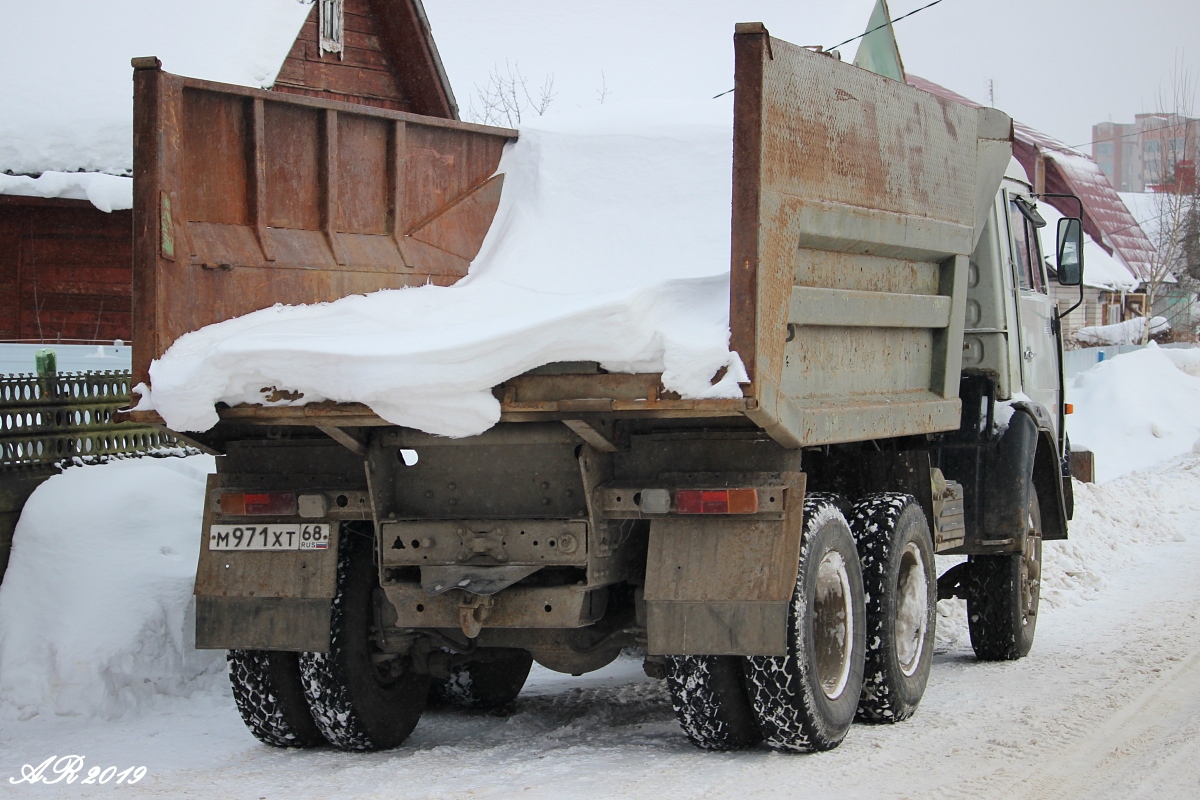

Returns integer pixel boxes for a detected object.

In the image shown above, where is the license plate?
[208,523,331,551]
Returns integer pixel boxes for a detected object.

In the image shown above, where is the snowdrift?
[141,100,747,437]
[1073,315,1169,346]
[0,457,224,720]
[1066,343,1200,482]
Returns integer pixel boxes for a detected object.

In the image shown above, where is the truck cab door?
[1006,191,1060,438]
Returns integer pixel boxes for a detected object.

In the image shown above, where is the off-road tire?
[967,485,1043,661]
[665,655,762,751]
[744,494,866,752]
[299,526,431,751]
[849,493,936,723]
[431,649,534,710]
[227,649,324,748]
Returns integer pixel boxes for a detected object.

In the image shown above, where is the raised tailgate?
[730,24,1012,447]
[130,60,515,387]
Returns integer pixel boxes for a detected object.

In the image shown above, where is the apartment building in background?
[1093,113,1199,193]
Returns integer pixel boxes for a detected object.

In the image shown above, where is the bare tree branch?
[1138,60,1199,343]
[466,62,556,128]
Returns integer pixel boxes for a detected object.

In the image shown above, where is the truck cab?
[966,160,1069,445]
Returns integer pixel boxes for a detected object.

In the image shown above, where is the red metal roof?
[906,75,1154,282]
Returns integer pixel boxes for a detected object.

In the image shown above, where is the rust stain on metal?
[132,66,516,389]
[730,31,995,450]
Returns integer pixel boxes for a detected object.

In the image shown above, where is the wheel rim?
[814,550,854,701]
[895,542,929,677]
[1020,498,1042,627]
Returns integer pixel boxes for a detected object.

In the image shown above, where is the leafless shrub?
[467,62,555,127]
[1139,62,1199,342]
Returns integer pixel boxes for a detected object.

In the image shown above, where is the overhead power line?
[1070,119,1195,151]
[713,0,950,99]
[825,0,946,52]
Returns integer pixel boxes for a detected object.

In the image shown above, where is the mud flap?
[196,597,331,651]
[979,409,1038,550]
[194,475,340,651]
[643,473,805,657]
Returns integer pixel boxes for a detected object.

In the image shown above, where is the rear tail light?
[219,492,296,516]
[675,488,759,515]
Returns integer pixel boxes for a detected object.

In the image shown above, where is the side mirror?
[1056,217,1084,286]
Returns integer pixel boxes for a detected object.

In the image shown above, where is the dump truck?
[128,23,1083,753]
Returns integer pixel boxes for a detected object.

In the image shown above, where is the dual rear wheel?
[666,492,937,752]
[230,486,1035,752]
[228,528,533,751]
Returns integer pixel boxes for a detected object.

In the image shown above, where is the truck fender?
[981,409,1037,547]
[1033,430,1069,541]
[1011,400,1070,541]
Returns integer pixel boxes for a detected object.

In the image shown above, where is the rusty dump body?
[130,28,1011,449]
[134,26,1074,756]
[129,57,514,391]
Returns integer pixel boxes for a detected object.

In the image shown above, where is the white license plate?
[208,523,331,551]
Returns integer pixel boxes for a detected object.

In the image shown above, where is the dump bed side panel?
[731,26,1012,448]
[131,62,515,388]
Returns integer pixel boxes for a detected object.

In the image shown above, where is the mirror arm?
[1058,280,1084,322]
[1033,192,1085,217]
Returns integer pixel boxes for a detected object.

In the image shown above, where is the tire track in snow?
[927,582,1200,799]
[1014,647,1200,797]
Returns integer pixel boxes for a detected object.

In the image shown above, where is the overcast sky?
[424,0,1198,152]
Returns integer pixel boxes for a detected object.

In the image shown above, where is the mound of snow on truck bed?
[0,456,223,720]
[140,100,747,437]
[1066,344,1200,482]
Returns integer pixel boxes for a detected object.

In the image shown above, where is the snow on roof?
[1032,145,1157,282]
[1118,191,1162,239]
[0,0,312,178]
[906,74,1153,285]
[0,171,132,212]
[1035,201,1139,291]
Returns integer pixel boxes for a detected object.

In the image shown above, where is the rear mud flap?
[643,473,805,657]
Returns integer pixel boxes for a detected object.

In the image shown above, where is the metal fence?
[1,370,183,471]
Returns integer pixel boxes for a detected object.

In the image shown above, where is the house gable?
[272,0,457,119]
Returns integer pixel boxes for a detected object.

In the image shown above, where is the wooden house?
[0,0,457,346]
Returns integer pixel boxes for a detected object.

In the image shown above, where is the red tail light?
[219,492,296,516]
[675,488,758,514]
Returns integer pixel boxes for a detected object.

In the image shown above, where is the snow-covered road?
[3,452,1199,799]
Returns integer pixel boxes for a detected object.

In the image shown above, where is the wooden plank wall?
[0,214,18,341]
[273,0,411,112]
[0,0,449,349]
[0,201,132,343]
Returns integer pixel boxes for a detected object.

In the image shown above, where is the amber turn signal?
[219,492,296,516]
[675,488,759,514]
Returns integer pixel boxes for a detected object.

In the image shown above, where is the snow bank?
[1041,452,1199,608]
[937,447,1200,652]
[0,0,311,176]
[0,171,132,213]
[0,456,224,720]
[1073,315,1169,346]
[1066,343,1200,482]
[142,99,747,437]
